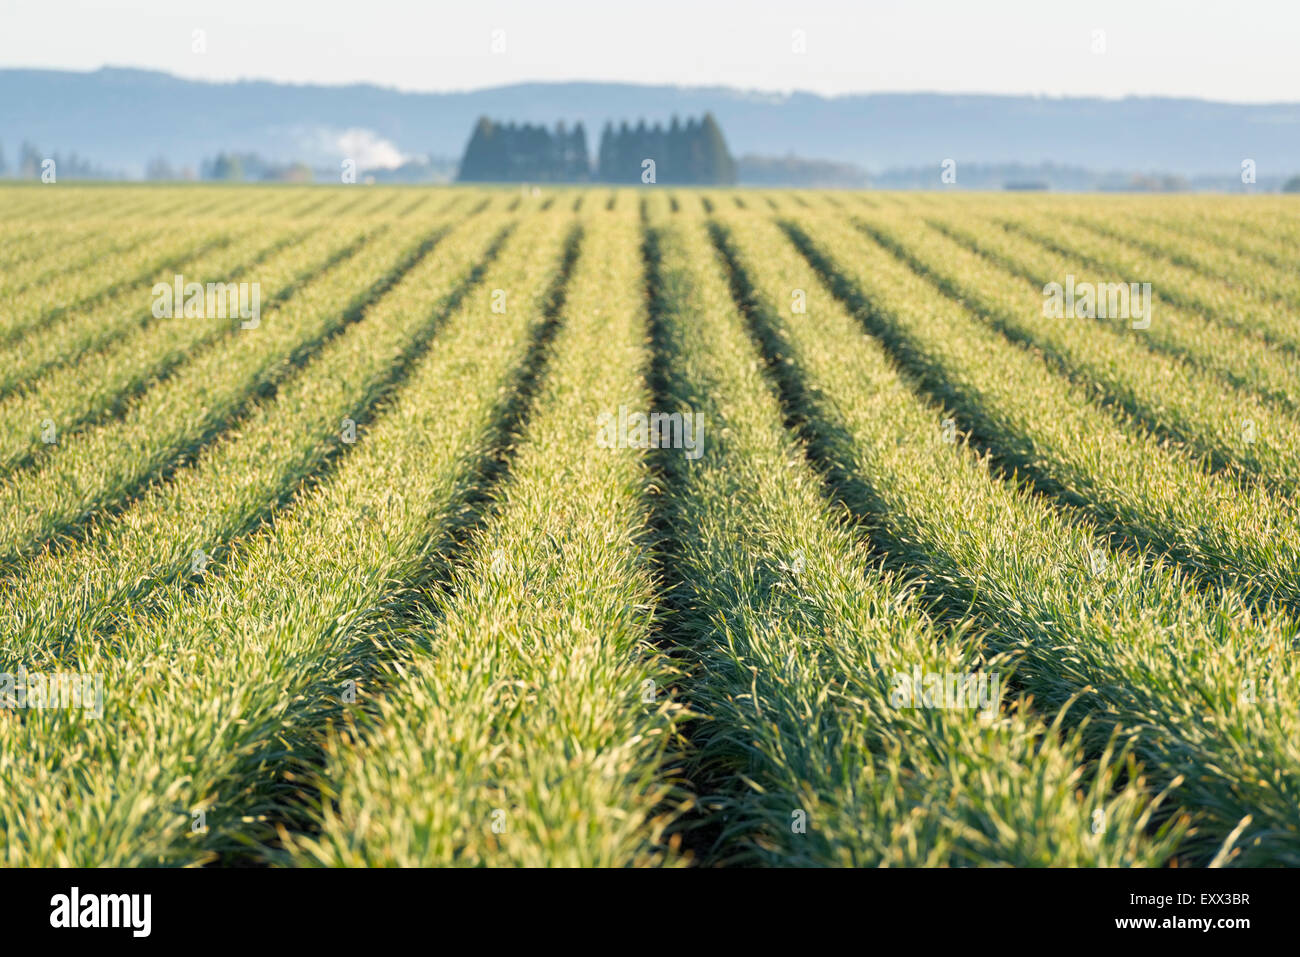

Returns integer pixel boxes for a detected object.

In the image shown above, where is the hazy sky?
[1,0,1295,102]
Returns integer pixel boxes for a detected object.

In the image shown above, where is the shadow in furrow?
[394,194,430,218]
[1066,215,1276,299]
[0,225,447,577]
[636,223,724,865]
[778,218,1293,615]
[330,190,379,218]
[239,224,585,865]
[364,192,405,217]
[0,232,235,354]
[707,221,888,563]
[292,192,336,218]
[42,226,523,668]
[4,229,323,402]
[1001,218,1298,357]
[0,229,330,476]
[9,229,161,299]
[715,221,1295,854]
[438,194,466,214]
[707,218,1086,742]
[926,216,1300,420]
[855,217,1280,487]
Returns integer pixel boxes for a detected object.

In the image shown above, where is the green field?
[2,184,1299,867]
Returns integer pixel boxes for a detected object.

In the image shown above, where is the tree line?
[457,119,591,183]
[596,115,735,184]
[200,152,314,182]
[0,141,115,179]
[456,113,736,184]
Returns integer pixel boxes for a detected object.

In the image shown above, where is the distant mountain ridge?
[2,66,1299,180]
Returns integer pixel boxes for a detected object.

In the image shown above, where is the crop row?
[289,204,687,866]
[0,207,573,864]
[851,206,1300,490]
[0,218,446,570]
[772,211,1300,612]
[920,208,1300,419]
[640,212,1180,865]
[718,207,1299,863]
[997,207,1300,356]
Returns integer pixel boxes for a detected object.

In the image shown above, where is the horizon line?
[5,63,1300,109]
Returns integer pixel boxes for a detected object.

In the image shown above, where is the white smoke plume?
[334,128,408,170]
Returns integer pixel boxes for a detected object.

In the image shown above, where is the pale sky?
[1,0,1295,102]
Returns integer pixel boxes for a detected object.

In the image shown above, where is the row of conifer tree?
[457,114,736,184]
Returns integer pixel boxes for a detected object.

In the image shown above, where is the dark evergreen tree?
[698,113,737,185]
[632,119,649,182]
[597,123,615,181]
[455,113,733,184]
[665,116,684,183]
[615,122,632,182]
[590,113,733,184]
[457,117,499,182]
[647,122,667,182]
[569,122,589,181]
[678,117,703,185]
[456,116,591,182]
